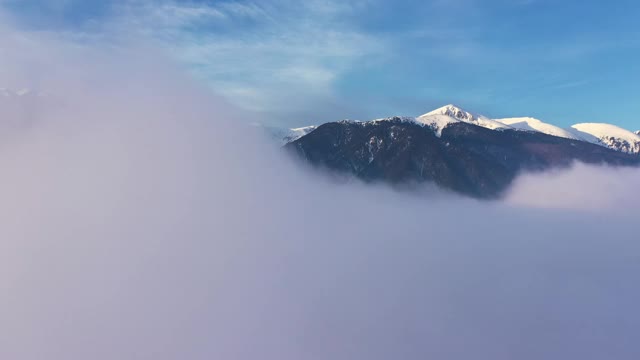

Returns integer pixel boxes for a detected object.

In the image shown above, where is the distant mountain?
[276,104,640,154]
[569,123,640,154]
[286,118,637,198]
[281,105,640,198]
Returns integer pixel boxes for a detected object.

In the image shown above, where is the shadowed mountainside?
[286,118,639,198]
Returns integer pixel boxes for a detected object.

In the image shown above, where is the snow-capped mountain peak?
[422,104,483,122]
[420,104,511,133]
[569,123,640,154]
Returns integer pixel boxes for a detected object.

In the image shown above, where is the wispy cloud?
[3,0,639,128]
[103,0,385,123]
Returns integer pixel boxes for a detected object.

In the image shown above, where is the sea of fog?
[1,15,639,360]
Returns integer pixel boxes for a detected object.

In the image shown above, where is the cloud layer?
[1,18,640,360]
[506,162,640,211]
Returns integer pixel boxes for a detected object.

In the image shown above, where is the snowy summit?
[420,104,511,132]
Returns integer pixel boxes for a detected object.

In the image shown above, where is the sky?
[2,0,640,129]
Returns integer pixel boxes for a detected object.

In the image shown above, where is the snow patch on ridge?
[285,126,317,143]
[569,123,640,154]
[256,124,318,145]
[415,114,460,137]
[496,117,581,140]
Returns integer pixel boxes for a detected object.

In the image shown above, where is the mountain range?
[280,105,640,198]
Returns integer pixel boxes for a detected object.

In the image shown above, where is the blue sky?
[2,0,640,129]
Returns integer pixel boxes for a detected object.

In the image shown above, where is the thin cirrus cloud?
[107,0,385,123]
[1,0,386,125]
[2,0,640,128]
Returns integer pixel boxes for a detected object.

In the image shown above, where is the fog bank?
[1,21,640,360]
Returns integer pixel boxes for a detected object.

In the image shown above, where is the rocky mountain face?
[285,117,639,198]
[594,135,640,155]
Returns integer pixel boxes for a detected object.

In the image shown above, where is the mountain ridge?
[285,117,638,198]
[278,104,639,198]
[277,104,640,155]
[495,117,581,141]
[420,104,511,132]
